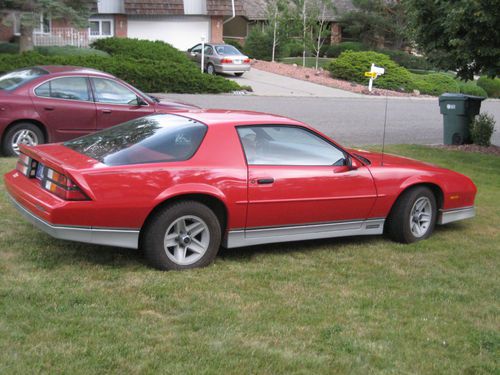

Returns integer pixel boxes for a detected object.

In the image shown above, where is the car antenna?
[381,92,389,167]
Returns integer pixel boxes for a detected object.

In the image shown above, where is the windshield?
[64,114,207,166]
[0,67,48,91]
[215,45,243,56]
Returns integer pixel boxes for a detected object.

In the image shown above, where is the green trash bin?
[438,93,486,145]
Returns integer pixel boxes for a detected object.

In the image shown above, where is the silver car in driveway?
[187,43,251,76]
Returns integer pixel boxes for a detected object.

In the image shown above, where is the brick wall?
[210,16,223,43]
[114,14,127,37]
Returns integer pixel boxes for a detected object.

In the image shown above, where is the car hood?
[155,99,200,112]
[348,148,443,170]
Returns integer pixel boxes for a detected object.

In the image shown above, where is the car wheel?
[143,201,222,270]
[2,122,45,157]
[386,186,437,243]
[206,63,215,75]
[234,72,244,77]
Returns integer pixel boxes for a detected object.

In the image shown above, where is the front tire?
[2,122,45,157]
[143,201,222,270]
[386,186,437,243]
[234,72,244,77]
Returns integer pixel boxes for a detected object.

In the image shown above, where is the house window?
[89,18,114,38]
[33,13,51,34]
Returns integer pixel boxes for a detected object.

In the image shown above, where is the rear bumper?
[8,193,140,249]
[437,206,475,225]
[215,64,251,73]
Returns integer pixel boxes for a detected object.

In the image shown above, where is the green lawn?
[280,57,334,69]
[0,145,499,374]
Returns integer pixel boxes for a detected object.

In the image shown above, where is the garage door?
[128,16,211,51]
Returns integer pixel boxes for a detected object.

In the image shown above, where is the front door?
[237,125,378,229]
[31,76,97,142]
[90,77,154,130]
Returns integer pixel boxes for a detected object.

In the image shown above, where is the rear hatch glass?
[64,114,207,166]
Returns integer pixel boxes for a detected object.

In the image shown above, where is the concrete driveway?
[225,68,362,98]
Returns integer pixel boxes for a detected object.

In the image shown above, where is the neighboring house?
[0,0,353,50]
[0,0,244,50]
[223,0,354,45]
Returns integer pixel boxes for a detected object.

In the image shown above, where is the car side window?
[191,44,202,53]
[237,125,346,166]
[204,45,213,55]
[35,77,90,101]
[91,78,139,105]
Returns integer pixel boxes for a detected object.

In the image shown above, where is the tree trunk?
[302,1,306,67]
[271,11,278,62]
[19,23,34,53]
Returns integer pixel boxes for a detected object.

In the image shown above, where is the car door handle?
[257,178,274,184]
[44,106,54,111]
[102,109,112,114]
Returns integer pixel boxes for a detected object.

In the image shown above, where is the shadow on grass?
[24,222,468,270]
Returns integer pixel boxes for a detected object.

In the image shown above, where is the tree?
[0,0,91,52]
[405,0,500,79]
[341,0,407,49]
[309,0,335,70]
[265,0,291,62]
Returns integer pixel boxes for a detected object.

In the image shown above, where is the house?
[0,0,353,50]
[223,0,355,45]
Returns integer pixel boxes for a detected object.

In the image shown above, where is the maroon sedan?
[0,66,196,156]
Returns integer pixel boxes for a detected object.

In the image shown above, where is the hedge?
[323,42,368,58]
[411,73,460,96]
[458,81,487,97]
[0,52,240,93]
[477,76,500,98]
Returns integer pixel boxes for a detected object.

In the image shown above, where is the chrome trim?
[224,218,385,248]
[437,206,475,225]
[9,194,140,249]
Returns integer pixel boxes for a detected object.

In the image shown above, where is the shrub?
[458,81,488,97]
[223,39,244,51]
[0,42,19,54]
[469,113,496,146]
[327,50,415,91]
[35,46,109,57]
[0,52,240,94]
[378,49,434,71]
[411,73,460,95]
[324,41,367,58]
[91,37,190,64]
[477,76,500,98]
[281,40,304,58]
[243,28,274,60]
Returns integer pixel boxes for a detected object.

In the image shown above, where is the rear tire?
[386,186,437,243]
[206,63,215,75]
[234,72,244,77]
[142,201,221,270]
[2,122,45,157]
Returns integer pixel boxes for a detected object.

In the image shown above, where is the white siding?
[128,16,211,51]
[184,0,207,15]
[97,0,124,14]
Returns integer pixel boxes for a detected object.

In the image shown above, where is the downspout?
[223,0,236,24]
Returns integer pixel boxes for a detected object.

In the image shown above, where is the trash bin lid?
[439,92,486,102]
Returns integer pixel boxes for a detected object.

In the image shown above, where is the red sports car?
[0,66,196,156]
[4,111,477,270]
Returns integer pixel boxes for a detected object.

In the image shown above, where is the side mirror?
[348,156,361,170]
[136,96,148,106]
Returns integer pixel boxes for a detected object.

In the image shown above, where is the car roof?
[36,65,114,77]
[174,109,305,128]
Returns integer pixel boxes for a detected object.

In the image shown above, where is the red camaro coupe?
[0,66,196,156]
[4,111,476,270]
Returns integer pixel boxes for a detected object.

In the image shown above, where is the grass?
[280,57,334,69]
[0,145,499,374]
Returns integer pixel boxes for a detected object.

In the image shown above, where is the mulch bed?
[252,60,433,98]
[433,144,500,156]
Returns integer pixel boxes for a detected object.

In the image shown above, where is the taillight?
[243,58,251,63]
[16,153,37,177]
[42,168,88,201]
[220,58,233,64]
